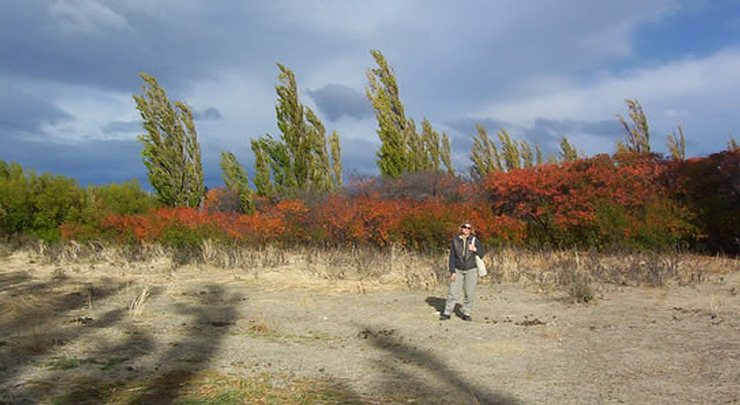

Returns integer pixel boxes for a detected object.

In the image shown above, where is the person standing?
[440,222,485,321]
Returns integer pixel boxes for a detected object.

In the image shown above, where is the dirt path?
[1,254,738,404]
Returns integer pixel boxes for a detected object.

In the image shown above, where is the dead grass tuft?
[127,283,152,317]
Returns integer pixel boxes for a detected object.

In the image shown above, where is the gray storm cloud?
[307,84,373,122]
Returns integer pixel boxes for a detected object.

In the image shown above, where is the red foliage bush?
[483,153,694,249]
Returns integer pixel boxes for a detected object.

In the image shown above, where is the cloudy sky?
[1,1,739,187]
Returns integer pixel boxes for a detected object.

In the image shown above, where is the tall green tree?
[252,64,339,195]
[535,144,544,165]
[133,73,204,207]
[220,152,254,213]
[440,132,454,175]
[617,99,651,154]
[366,50,453,177]
[366,49,413,178]
[666,126,686,160]
[498,129,520,171]
[328,130,343,189]
[559,136,579,162]
[470,124,501,180]
[520,141,534,168]
[250,138,273,196]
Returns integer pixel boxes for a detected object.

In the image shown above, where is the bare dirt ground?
[1,251,738,405]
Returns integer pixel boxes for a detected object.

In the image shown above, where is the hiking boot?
[439,313,451,320]
[462,315,472,321]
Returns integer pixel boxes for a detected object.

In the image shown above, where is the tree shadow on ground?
[38,284,239,405]
[129,284,238,405]
[0,270,128,397]
[357,323,525,405]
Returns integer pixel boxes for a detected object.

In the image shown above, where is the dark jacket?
[449,235,485,274]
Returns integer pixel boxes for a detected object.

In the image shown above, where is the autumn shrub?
[62,180,158,242]
[666,149,740,254]
[483,153,695,250]
[396,198,457,251]
[310,194,355,246]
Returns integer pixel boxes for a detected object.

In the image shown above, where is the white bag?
[471,237,487,277]
[475,255,487,277]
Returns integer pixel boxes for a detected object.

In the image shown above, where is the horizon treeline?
[1,50,738,255]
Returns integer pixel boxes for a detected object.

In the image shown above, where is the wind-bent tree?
[617,99,651,154]
[250,138,273,196]
[519,141,534,168]
[667,126,686,160]
[498,129,520,171]
[252,64,340,195]
[328,130,343,189]
[366,50,453,178]
[470,124,501,180]
[559,136,579,162]
[219,152,254,213]
[366,49,413,178]
[420,119,453,174]
[535,144,544,165]
[133,73,204,207]
[441,132,454,175]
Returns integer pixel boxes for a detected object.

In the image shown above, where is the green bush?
[0,161,85,241]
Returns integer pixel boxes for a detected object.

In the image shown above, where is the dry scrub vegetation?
[1,241,738,404]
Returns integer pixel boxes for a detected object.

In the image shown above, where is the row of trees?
[1,49,737,254]
[132,50,457,212]
[133,49,708,214]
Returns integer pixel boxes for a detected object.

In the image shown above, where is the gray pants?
[443,268,478,316]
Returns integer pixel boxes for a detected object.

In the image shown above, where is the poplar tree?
[328,130,343,188]
[440,132,454,175]
[421,119,440,171]
[304,108,333,191]
[519,141,534,168]
[366,49,413,178]
[219,152,254,213]
[252,64,339,195]
[133,73,204,207]
[535,144,544,165]
[617,99,651,153]
[250,138,273,196]
[666,126,686,160]
[366,50,453,177]
[498,129,520,171]
[559,136,579,162]
[470,124,501,180]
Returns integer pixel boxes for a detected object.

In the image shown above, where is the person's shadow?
[425,296,445,314]
[425,296,466,318]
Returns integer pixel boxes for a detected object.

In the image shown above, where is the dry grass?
[8,241,738,298]
[127,283,152,317]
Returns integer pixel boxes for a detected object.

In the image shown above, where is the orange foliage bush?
[483,153,694,249]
